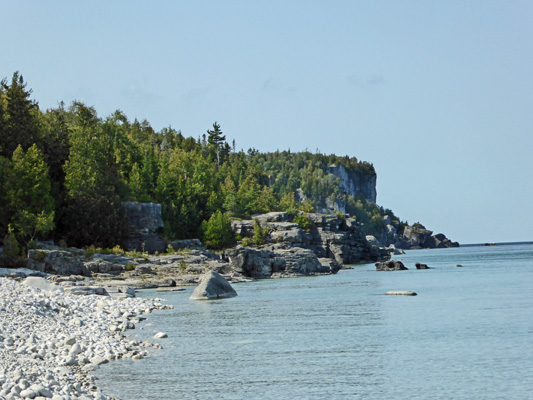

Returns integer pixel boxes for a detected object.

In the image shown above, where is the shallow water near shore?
[94,244,533,399]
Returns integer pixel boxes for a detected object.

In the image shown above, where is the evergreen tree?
[0,72,42,158]
[207,122,226,167]
[62,103,127,248]
[4,145,55,243]
[0,156,10,237]
[201,210,235,249]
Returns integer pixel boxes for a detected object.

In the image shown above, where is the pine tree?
[207,122,226,167]
[0,72,41,158]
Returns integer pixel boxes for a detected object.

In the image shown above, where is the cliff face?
[122,202,165,253]
[327,164,377,204]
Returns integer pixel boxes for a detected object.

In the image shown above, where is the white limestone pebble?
[0,277,173,400]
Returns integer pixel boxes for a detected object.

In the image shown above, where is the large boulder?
[189,271,238,300]
[226,247,273,278]
[375,260,408,271]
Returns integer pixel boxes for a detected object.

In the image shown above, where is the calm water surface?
[95,244,533,399]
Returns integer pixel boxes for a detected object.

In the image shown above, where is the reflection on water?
[96,244,533,400]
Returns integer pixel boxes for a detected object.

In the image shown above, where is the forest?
[0,72,404,259]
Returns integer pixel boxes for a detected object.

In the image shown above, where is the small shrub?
[84,245,97,259]
[241,237,252,246]
[125,263,136,271]
[293,213,314,232]
[178,248,191,255]
[58,239,67,248]
[253,219,268,246]
[32,250,47,262]
[335,211,345,220]
[300,200,316,213]
[112,245,124,255]
[179,259,187,273]
[166,243,176,254]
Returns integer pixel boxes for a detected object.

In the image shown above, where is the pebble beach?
[0,277,172,400]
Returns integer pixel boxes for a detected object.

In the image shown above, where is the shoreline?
[0,277,172,400]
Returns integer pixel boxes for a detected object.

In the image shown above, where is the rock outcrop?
[229,212,390,278]
[28,249,87,276]
[122,201,166,253]
[226,245,341,279]
[375,260,408,271]
[189,271,238,300]
[396,223,459,250]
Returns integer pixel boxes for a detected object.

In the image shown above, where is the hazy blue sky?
[2,1,532,244]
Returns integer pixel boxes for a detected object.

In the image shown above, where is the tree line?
[0,72,404,258]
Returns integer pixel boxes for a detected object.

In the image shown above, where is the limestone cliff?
[327,164,377,204]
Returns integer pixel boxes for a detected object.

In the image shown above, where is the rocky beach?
[0,277,172,400]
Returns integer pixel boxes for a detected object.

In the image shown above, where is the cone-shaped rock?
[189,271,238,300]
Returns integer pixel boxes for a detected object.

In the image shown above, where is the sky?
[1,1,532,244]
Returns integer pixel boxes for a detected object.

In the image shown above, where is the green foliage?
[84,245,97,259]
[0,229,26,268]
[62,102,127,248]
[345,197,402,238]
[166,243,176,254]
[201,210,235,249]
[4,144,55,244]
[125,263,136,271]
[112,245,124,255]
[0,72,41,159]
[241,237,253,246]
[279,192,297,214]
[0,72,408,251]
[253,219,268,246]
[300,200,316,213]
[293,213,314,232]
[32,250,47,261]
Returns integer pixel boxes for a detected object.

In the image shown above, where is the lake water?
[95,244,533,399]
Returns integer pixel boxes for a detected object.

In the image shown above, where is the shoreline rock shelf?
[0,277,172,400]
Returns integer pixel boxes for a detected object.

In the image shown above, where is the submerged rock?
[415,262,430,269]
[386,290,417,296]
[375,260,408,271]
[189,271,238,300]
